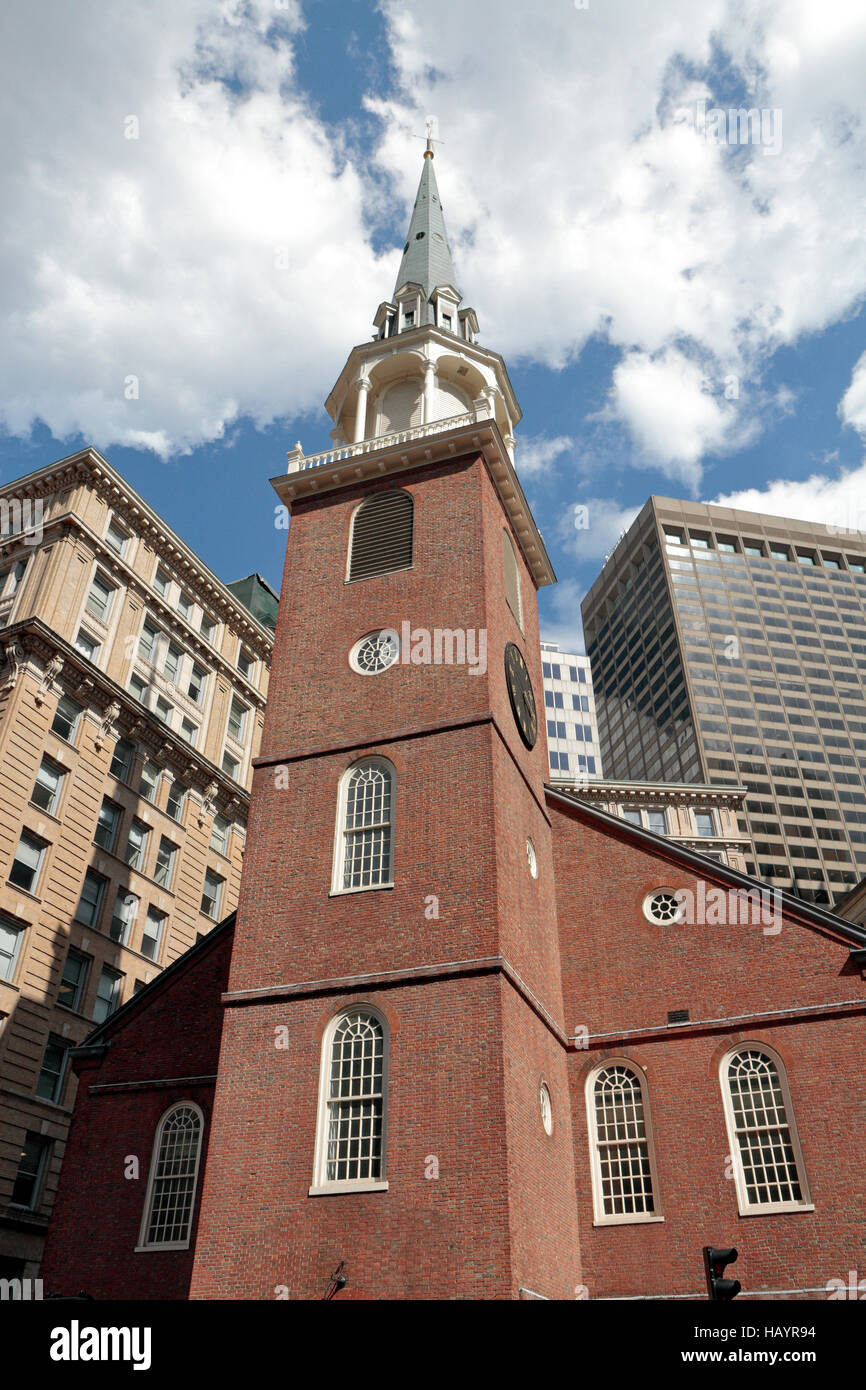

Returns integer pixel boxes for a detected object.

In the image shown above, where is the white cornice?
[271,416,555,588]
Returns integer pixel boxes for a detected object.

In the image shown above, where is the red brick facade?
[41,439,866,1301]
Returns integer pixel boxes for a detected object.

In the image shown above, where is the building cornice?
[271,415,556,588]
[0,448,275,655]
[550,778,748,808]
[0,618,251,819]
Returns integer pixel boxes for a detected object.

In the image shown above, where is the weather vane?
[414,115,443,157]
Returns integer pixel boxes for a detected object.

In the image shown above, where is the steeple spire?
[392,149,460,308]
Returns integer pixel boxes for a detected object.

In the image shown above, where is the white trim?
[585,1058,663,1227]
[136,1099,204,1252]
[311,1005,390,1194]
[718,1042,812,1216]
[330,757,396,895]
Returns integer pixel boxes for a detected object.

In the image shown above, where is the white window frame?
[75,629,100,662]
[719,1043,813,1216]
[585,1058,664,1227]
[85,570,115,622]
[200,869,224,920]
[136,1101,204,1252]
[32,757,65,815]
[0,915,24,983]
[141,907,165,962]
[10,832,47,896]
[310,1006,390,1196]
[331,757,396,895]
[105,519,129,556]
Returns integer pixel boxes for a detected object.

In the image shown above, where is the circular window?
[540,1083,552,1135]
[350,629,400,675]
[526,838,538,879]
[643,889,685,925]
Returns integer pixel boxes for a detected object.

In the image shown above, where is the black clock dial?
[504,641,537,749]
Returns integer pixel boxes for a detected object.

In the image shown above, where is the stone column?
[353,378,370,443]
[423,359,438,425]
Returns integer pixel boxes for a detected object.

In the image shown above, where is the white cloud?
[540,578,587,656]
[556,495,643,563]
[516,434,574,478]
[710,462,866,535]
[839,351,866,437]
[0,0,393,457]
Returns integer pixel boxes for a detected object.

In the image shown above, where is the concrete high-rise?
[582,497,866,905]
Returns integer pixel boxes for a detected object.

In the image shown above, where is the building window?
[76,869,107,928]
[237,648,254,680]
[94,798,122,852]
[694,811,715,837]
[188,664,206,704]
[105,519,129,556]
[154,566,170,597]
[502,530,523,630]
[165,782,185,822]
[57,949,88,1011]
[200,613,215,643]
[180,718,197,747]
[51,694,82,743]
[0,916,24,983]
[0,559,27,597]
[125,820,149,871]
[622,809,642,826]
[587,1062,659,1224]
[333,759,394,892]
[210,814,230,854]
[155,696,172,725]
[139,621,159,662]
[347,490,414,583]
[139,761,159,802]
[75,630,100,662]
[154,838,177,890]
[85,571,115,622]
[720,1047,811,1214]
[93,967,122,1024]
[11,1133,50,1209]
[31,757,65,815]
[313,1010,387,1190]
[110,889,138,945]
[109,738,135,781]
[139,1103,203,1249]
[163,643,182,683]
[141,908,165,962]
[129,674,148,707]
[221,751,240,780]
[200,869,224,920]
[36,1036,69,1103]
[227,698,247,741]
[646,810,667,835]
[177,591,193,621]
[9,832,47,895]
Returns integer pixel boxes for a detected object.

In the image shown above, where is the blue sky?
[2,0,865,651]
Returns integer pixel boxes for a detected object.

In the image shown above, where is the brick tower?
[189,143,582,1300]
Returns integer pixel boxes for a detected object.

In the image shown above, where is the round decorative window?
[526,838,538,879]
[350,629,400,675]
[540,1083,553,1135]
[643,889,685,925]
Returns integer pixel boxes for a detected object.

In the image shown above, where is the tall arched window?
[347,490,413,582]
[502,529,523,630]
[332,759,395,892]
[138,1102,203,1249]
[720,1046,811,1214]
[311,1009,389,1193]
[586,1062,661,1225]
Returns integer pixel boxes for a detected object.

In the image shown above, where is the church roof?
[392,151,460,304]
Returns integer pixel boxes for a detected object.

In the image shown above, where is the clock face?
[504,642,537,749]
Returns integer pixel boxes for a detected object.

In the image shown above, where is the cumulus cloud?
[556,495,644,563]
[839,351,866,437]
[516,434,574,479]
[0,0,393,457]
[710,462,866,535]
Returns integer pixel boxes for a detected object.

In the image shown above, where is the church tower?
[190,145,583,1301]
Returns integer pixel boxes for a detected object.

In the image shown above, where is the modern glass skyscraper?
[582,497,866,905]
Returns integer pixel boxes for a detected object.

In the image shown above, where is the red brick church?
[42,147,866,1301]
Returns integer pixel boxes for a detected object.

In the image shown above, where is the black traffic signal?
[703,1246,741,1301]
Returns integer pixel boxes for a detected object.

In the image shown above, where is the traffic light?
[703,1246,741,1300]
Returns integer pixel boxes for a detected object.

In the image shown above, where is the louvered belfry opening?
[348,489,414,581]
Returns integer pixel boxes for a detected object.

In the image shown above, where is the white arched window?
[138,1102,204,1250]
[332,759,395,893]
[347,490,414,582]
[586,1062,662,1225]
[720,1046,811,1214]
[502,529,523,630]
[311,1009,389,1194]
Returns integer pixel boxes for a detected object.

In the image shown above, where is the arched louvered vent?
[349,490,414,582]
[503,529,523,629]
